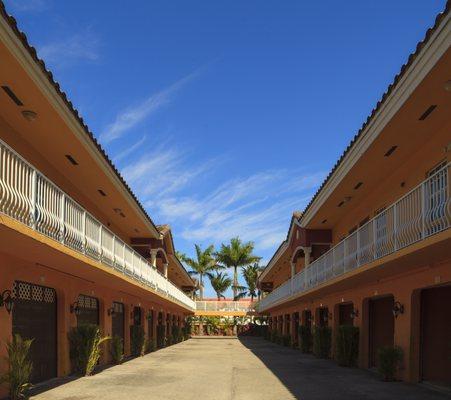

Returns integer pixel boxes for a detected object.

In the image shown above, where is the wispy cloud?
[154,169,325,251]
[37,27,100,68]
[121,144,220,201]
[6,0,46,12]
[100,70,200,144]
[113,136,147,164]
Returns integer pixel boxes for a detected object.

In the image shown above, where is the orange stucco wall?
[0,249,190,398]
[266,257,451,382]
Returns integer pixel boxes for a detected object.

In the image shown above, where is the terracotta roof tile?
[298,2,450,224]
[0,1,159,235]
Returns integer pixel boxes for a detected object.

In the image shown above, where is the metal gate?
[12,281,57,384]
[76,294,99,326]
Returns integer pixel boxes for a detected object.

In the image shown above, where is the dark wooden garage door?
[369,296,394,367]
[111,302,124,343]
[12,281,57,384]
[76,294,99,326]
[421,286,451,384]
[339,303,354,326]
[147,310,154,340]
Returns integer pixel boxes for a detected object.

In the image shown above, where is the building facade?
[258,8,451,386]
[0,3,196,394]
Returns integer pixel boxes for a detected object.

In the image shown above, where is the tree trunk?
[199,273,204,300]
[233,265,238,300]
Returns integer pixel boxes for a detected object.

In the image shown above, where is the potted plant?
[377,346,403,381]
[110,335,124,364]
[68,324,110,376]
[335,325,359,367]
[0,334,33,400]
[313,326,332,359]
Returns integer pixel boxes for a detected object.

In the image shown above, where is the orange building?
[0,3,195,393]
[258,8,450,386]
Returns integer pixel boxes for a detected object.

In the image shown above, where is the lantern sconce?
[350,309,359,319]
[0,290,14,314]
[392,301,404,318]
[107,307,115,317]
[70,301,81,316]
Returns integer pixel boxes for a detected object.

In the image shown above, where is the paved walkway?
[30,337,448,400]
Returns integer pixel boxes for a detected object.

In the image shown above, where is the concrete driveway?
[30,337,448,400]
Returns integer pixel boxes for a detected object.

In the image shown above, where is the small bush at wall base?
[377,346,403,381]
[110,335,124,364]
[282,334,291,347]
[68,324,110,376]
[335,325,359,367]
[298,325,313,353]
[313,326,332,359]
[156,325,165,348]
[0,334,33,400]
[130,326,145,357]
[148,338,157,352]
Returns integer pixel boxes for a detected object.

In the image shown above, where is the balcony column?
[302,246,312,266]
[150,249,157,268]
[290,262,296,294]
[163,263,168,278]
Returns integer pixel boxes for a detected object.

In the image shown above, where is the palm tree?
[209,272,232,300]
[180,244,217,300]
[215,237,260,300]
[237,263,263,301]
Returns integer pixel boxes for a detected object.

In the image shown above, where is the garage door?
[12,281,57,384]
[76,294,99,326]
[111,302,125,343]
[369,296,394,368]
[339,303,354,326]
[421,286,451,384]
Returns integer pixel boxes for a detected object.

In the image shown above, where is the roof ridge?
[0,1,159,235]
[298,1,450,223]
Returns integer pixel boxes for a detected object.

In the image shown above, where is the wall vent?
[1,85,24,106]
[65,155,78,165]
[419,105,437,120]
[354,182,363,190]
[384,146,398,157]
[98,189,106,197]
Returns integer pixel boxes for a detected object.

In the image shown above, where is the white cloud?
[100,70,199,144]
[38,27,100,67]
[113,136,147,163]
[6,0,46,12]
[152,169,324,252]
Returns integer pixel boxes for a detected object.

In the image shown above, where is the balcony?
[0,139,195,311]
[258,162,450,311]
[195,300,256,314]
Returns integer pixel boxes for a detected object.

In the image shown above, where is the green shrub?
[148,338,157,352]
[130,326,145,357]
[377,346,403,381]
[335,325,359,367]
[68,324,110,376]
[0,334,33,400]
[110,335,124,364]
[313,326,332,359]
[298,325,312,353]
[282,334,291,347]
[157,325,165,348]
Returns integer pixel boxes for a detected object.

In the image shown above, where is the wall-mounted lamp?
[350,309,359,319]
[107,307,115,317]
[70,301,81,316]
[0,290,13,314]
[392,301,404,318]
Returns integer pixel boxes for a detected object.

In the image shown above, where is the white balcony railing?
[195,300,256,312]
[258,163,450,311]
[0,139,195,311]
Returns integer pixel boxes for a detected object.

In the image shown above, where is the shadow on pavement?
[237,336,449,400]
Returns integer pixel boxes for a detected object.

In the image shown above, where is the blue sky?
[5,0,446,297]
